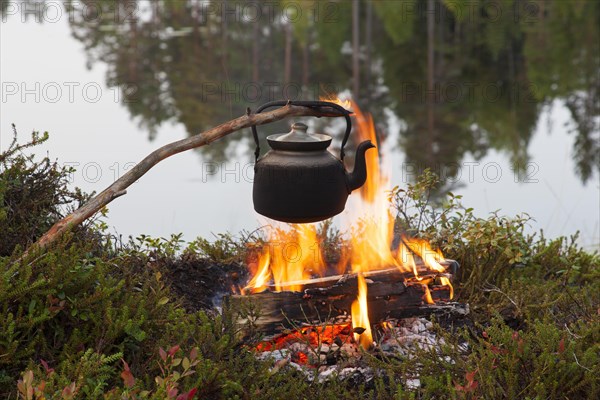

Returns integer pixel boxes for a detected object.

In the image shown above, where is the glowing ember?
[256,324,352,353]
[380,321,394,331]
[351,273,373,348]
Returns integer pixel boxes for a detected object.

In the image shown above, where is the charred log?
[227,261,466,336]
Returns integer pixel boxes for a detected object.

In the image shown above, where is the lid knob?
[275,122,320,142]
[291,122,308,132]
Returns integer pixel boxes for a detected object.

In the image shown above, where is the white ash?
[256,348,290,363]
[316,366,337,382]
[255,317,444,386]
[379,317,444,356]
[405,378,421,389]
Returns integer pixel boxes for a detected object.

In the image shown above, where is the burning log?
[228,260,466,336]
[269,261,457,291]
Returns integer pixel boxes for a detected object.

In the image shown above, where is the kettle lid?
[275,123,327,142]
[266,122,332,151]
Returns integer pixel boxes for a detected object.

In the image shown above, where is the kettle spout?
[346,140,376,192]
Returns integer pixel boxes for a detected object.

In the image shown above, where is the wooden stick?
[19,104,347,259]
[266,261,457,290]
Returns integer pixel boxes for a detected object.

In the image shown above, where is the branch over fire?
[19,103,350,259]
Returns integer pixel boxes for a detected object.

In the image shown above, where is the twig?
[562,284,592,321]
[573,352,592,372]
[564,323,582,339]
[481,284,518,309]
[17,104,348,261]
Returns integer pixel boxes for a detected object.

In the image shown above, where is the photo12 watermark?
[1,0,341,24]
[398,81,539,105]
[1,81,139,104]
[401,161,540,184]
[191,161,541,185]
[62,161,137,185]
[1,80,339,105]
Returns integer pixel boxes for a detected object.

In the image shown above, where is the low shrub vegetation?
[1,133,598,399]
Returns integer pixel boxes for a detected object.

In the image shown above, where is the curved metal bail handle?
[250,100,352,162]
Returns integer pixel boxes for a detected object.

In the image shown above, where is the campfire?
[228,99,465,372]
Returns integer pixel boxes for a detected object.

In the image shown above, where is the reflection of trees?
[2,0,597,182]
[522,0,600,183]
[374,0,598,187]
[565,90,600,184]
[377,0,540,190]
[63,0,360,162]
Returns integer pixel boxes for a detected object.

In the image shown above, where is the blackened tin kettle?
[251,100,375,223]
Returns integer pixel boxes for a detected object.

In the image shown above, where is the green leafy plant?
[0,127,91,256]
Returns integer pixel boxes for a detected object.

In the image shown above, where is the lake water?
[1,1,598,250]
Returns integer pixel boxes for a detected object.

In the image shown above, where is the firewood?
[268,260,457,291]
[228,262,462,336]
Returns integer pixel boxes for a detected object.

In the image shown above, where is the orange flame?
[244,224,325,293]
[245,247,271,293]
[320,93,353,110]
[439,276,454,299]
[403,237,446,273]
[341,99,404,274]
[396,241,421,280]
[352,101,380,203]
[422,284,435,304]
[351,273,373,348]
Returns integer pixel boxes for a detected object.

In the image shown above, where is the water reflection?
[3,0,598,182]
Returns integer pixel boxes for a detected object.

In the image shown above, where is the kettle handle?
[251,100,352,162]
